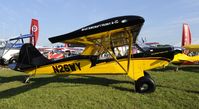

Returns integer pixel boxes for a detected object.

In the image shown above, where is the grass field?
[0,65,199,109]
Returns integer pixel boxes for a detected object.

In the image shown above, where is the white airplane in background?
[0,19,39,65]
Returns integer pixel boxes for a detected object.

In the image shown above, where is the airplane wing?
[183,44,199,52]
[172,53,199,64]
[9,34,33,41]
[48,16,144,45]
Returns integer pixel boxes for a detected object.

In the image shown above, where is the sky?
[0,0,199,46]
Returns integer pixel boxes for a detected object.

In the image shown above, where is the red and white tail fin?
[182,23,192,54]
[30,19,39,46]
[182,23,191,46]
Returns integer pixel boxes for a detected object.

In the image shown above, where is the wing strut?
[95,38,128,74]
[127,30,133,73]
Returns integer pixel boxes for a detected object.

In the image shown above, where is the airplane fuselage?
[24,57,169,80]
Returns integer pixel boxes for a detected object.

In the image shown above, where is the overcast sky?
[0,0,199,46]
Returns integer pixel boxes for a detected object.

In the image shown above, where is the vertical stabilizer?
[182,23,191,47]
[30,19,39,46]
[182,23,192,54]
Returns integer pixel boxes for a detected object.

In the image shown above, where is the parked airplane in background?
[183,44,199,52]
[0,19,39,65]
[41,44,85,60]
[171,23,199,66]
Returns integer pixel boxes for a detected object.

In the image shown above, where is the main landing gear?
[135,71,156,93]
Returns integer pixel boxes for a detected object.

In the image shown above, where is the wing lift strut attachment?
[93,28,156,93]
[93,29,133,74]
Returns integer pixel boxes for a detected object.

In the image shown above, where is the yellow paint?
[183,44,199,52]
[24,57,169,81]
[81,45,96,55]
[172,53,199,64]
[21,25,171,82]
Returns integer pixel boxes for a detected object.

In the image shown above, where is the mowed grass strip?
[0,66,199,109]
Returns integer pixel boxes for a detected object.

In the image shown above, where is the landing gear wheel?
[135,76,156,93]
[144,71,151,78]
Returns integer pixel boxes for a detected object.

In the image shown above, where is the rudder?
[182,23,192,54]
[30,19,39,46]
[16,43,49,70]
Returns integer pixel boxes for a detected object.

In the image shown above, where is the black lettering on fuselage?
[75,63,81,70]
[69,64,76,71]
[52,62,81,74]
[64,64,70,72]
[58,65,65,73]
[52,66,59,73]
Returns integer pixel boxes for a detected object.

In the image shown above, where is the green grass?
[0,65,199,109]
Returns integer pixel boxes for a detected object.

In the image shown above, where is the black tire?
[11,59,17,64]
[144,71,151,78]
[9,58,17,64]
[0,58,6,65]
[135,76,156,93]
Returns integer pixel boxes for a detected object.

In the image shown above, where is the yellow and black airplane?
[171,23,199,66]
[10,16,176,93]
[172,44,199,65]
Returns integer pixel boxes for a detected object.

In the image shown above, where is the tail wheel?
[23,76,31,83]
[135,76,156,93]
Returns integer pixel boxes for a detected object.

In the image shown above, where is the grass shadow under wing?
[0,75,134,99]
